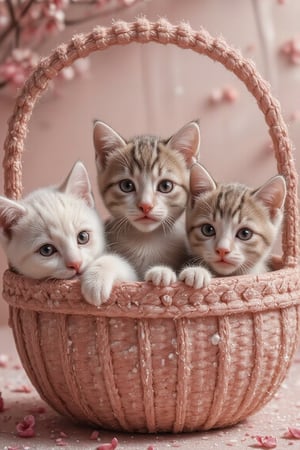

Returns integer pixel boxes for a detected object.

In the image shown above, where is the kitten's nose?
[139,202,153,215]
[67,261,82,273]
[216,247,230,259]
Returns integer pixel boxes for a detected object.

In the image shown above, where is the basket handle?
[2,18,299,267]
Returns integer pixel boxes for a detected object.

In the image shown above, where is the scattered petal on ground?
[16,415,36,438]
[285,427,300,439]
[255,435,277,448]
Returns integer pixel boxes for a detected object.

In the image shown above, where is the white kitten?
[0,161,137,306]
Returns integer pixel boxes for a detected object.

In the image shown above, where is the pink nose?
[67,261,82,273]
[216,247,230,259]
[139,202,153,214]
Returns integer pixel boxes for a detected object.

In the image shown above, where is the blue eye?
[77,231,89,245]
[201,224,215,237]
[119,179,135,193]
[157,180,174,193]
[39,244,57,257]
[236,228,253,240]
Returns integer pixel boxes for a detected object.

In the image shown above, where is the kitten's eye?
[157,180,174,193]
[236,228,253,241]
[77,231,89,245]
[39,244,57,257]
[119,179,135,192]
[201,224,216,237]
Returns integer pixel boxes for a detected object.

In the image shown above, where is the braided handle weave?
[2,18,299,267]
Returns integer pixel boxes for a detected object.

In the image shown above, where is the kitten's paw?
[81,266,114,306]
[179,266,212,289]
[145,266,177,286]
[81,254,137,307]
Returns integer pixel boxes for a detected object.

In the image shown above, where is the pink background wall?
[0,0,299,325]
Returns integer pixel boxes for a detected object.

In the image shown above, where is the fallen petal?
[255,435,277,448]
[287,427,300,439]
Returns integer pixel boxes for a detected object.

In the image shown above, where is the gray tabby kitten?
[93,120,200,285]
[0,161,137,306]
[179,163,286,288]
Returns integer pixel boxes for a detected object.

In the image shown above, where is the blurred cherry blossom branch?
[0,0,140,94]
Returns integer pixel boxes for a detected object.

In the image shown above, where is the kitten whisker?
[162,217,175,235]
[107,217,129,243]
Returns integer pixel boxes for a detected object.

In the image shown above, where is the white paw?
[178,266,212,289]
[145,266,177,286]
[81,254,137,307]
[81,265,115,306]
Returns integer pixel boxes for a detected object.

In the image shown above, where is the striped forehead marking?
[129,136,162,175]
[213,186,247,223]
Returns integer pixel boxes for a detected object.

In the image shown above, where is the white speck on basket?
[161,295,172,306]
[128,346,137,353]
[211,333,221,345]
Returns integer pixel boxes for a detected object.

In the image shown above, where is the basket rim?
[3,262,300,318]
[2,18,299,267]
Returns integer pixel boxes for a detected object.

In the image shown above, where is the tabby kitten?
[179,163,286,288]
[0,161,137,305]
[93,120,201,284]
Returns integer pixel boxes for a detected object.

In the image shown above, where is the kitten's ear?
[0,197,26,235]
[190,163,217,203]
[166,120,201,167]
[60,161,94,208]
[93,120,127,170]
[253,175,286,222]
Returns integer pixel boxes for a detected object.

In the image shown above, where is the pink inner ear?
[167,122,200,166]
[190,164,216,199]
[62,162,94,208]
[93,121,126,168]
[254,176,286,213]
[0,198,26,232]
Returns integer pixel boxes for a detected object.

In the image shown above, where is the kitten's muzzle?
[66,260,82,274]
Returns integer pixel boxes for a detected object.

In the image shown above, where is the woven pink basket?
[2,19,300,433]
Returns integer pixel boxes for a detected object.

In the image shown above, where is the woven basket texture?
[2,19,300,433]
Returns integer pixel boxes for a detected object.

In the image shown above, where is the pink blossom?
[97,437,119,450]
[16,415,36,438]
[43,3,66,33]
[90,430,100,440]
[0,48,39,89]
[286,427,300,439]
[0,0,137,94]
[255,435,277,448]
[280,36,300,65]
[222,86,239,103]
[208,85,239,105]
